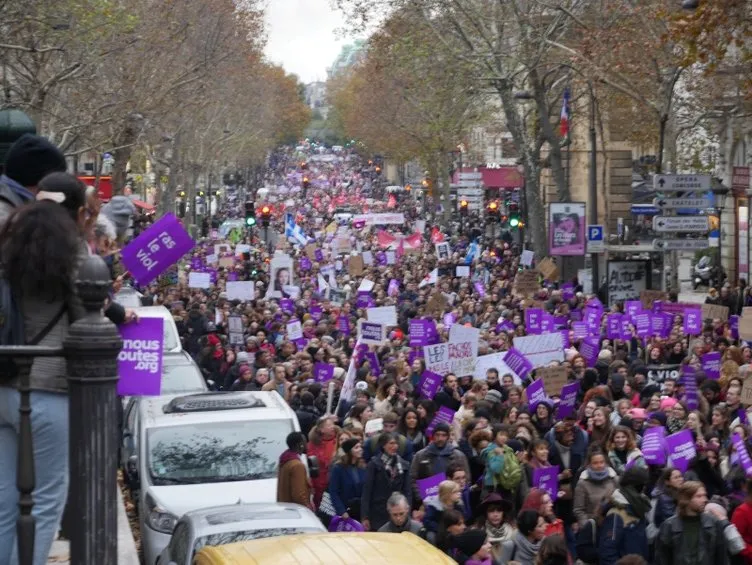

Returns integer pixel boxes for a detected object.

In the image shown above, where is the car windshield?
[161,362,206,394]
[193,528,321,555]
[147,420,293,485]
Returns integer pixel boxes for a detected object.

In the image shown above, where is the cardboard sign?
[742,378,752,406]
[348,255,365,276]
[536,257,559,281]
[640,289,667,310]
[218,257,234,268]
[702,303,729,321]
[513,333,565,368]
[513,270,540,297]
[305,244,318,261]
[537,366,569,397]
[739,317,752,341]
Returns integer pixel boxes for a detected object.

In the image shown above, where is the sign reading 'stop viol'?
[121,213,195,286]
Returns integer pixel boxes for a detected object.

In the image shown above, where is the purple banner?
[121,213,195,286]
[117,317,164,396]
[733,433,752,477]
[556,381,579,419]
[416,473,446,500]
[683,307,702,335]
[410,319,438,347]
[666,429,696,473]
[313,362,335,383]
[625,300,643,321]
[526,378,547,410]
[701,351,721,380]
[419,370,443,399]
[504,347,533,380]
[642,426,667,465]
[426,406,456,437]
[532,465,559,501]
[525,309,543,335]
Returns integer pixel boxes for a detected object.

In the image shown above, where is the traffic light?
[375,166,382,175]
[244,201,256,226]
[214,190,221,197]
[459,200,469,216]
[405,184,412,192]
[486,200,499,219]
[300,161,308,170]
[302,176,310,190]
[260,205,272,227]
[509,201,520,228]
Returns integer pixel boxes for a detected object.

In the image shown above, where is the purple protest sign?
[562,283,575,301]
[650,313,668,337]
[227,272,238,282]
[525,309,543,335]
[641,426,667,465]
[417,473,446,500]
[733,433,752,477]
[625,300,643,320]
[666,429,696,473]
[376,251,387,266]
[443,313,457,329]
[299,256,312,271]
[293,337,308,350]
[633,313,651,338]
[572,322,588,340]
[569,310,583,322]
[731,315,740,340]
[532,466,559,501]
[556,382,579,419]
[560,330,570,348]
[280,298,294,315]
[701,351,721,379]
[426,406,455,437]
[410,319,435,347]
[585,307,603,335]
[682,372,699,410]
[579,337,600,367]
[606,314,623,340]
[541,314,555,334]
[356,292,375,309]
[553,316,568,330]
[388,279,400,297]
[328,516,365,532]
[315,248,324,262]
[504,347,533,380]
[495,320,515,333]
[419,370,443,399]
[191,257,202,270]
[365,351,381,377]
[313,362,335,383]
[310,305,323,322]
[117,317,164,396]
[337,315,351,335]
[620,319,633,340]
[525,378,547,410]
[121,213,195,286]
[683,307,702,335]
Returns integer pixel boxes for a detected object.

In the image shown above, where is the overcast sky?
[264,0,350,83]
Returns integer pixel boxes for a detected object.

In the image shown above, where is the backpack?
[575,518,600,564]
[497,444,522,491]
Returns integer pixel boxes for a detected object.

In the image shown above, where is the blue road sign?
[588,225,604,242]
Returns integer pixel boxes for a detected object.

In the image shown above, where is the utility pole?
[588,87,599,294]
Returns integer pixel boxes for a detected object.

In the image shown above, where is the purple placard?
[419,370,443,399]
[562,283,575,301]
[474,281,486,298]
[556,381,579,419]
[683,307,702,335]
[701,351,721,380]
[525,309,543,335]
[560,330,570,348]
[495,320,515,333]
[682,372,699,410]
[227,272,238,282]
[426,406,456,437]
[570,310,583,322]
[313,362,335,383]
[553,316,568,330]
[191,257,202,270]
[443,313,457,329]
[541,314,555,334]
[620,319,633,340]
[532,466,559,501]
[299,256,312,271]
[117,317,164,396]
[280,298,294,315]
[572,322,588,340]
[733,433,752,477]
[650,312,668,337]
[504,347,533,380]
[731,315,740,340]
[585,307,603,335]
[642,426,667,465]
[310,305,323,322]
[328,516,365,532]
[625,300,643,320]
[365,351,381,377]
[633,313,651,338]
[416,473,446,500]
[526,378,546,410]
[376,251,387,266]
[356,292,375,309]
[606,314,622,339]
[315,249,324,262]
[388,279,400,296]
[293,337,308,350]
[410,319,435,347]
[337,315,351,335]
[666,429,696,473]
[579,337,600,367]
[121,213,195,286]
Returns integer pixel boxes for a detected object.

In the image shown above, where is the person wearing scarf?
[477,493,516,564]
[500,509,546,565]
[361,432,411,531]
[573,448,618,528]
[599,466,652,565]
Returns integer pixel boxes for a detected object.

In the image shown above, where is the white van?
[133,392,302,564]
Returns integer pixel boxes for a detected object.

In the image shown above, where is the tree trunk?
[437,152,452,225]
[159,134,181,216]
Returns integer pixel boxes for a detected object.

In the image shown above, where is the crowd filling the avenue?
[3,136,752,565]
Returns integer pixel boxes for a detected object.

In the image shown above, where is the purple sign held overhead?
[556,382,579,419]
[419,370,443,399]
[426,406,455,437]
[606,314,622,340]
[701,351,721,380]
[624,301,643,321]
[525,309,543,335]
[579,336,600,367]
[410,319,437,347]
[682,373,699,411]
[310,305,323,322]
[526,378,547,410]
[684,307,702,335]
[572,322,588,340]
[666,429,696,473]
[417,473,446,500]
[532,465,559,501]
[733,433,752,477]
[313,363,335,383]
[504,347,533,380]
[117,317,164,396]
[121,213,195,286]
[337,315,351,335]
[474,281,486,298]
[584,307,602,335]
[642,426,667,465]
[280,298,294,315]
[299,256,312,271]
[633,313,651,338]
[562,283,575,301]
[541,314,555,334]
[731,315,740,340]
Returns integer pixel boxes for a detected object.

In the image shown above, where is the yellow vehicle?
[193,532,457,565]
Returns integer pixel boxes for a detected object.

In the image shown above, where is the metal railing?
[0,255,123,565]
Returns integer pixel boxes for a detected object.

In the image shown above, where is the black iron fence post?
[64,255,123,565]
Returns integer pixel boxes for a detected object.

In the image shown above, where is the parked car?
[113,285,144,308]
[131,391,307,565]
[121,352,208,491]
[134,306,182,353]
[156,503,325,564]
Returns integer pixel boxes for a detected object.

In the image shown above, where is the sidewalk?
[47,488,139,564]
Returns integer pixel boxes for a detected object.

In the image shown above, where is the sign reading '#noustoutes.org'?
[117,317,164,396]
[121,213,195,286]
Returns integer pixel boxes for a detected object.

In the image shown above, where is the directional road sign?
[653,239,711,251]
[652,216,709,232]
[458,172,483,180]
[653,197,711,209]
[652,174,712,192]
[587,225,605,253]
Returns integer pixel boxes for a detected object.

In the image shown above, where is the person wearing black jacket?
[434,373,462,412]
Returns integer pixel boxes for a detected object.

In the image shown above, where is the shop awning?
[131,199,155,212]
[451,167,523,189]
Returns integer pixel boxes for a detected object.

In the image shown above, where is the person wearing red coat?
[307,416,339,509]
[731,479,752,565]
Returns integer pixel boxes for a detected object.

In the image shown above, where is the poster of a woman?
[549,203,586,256]
[266,254,295,299]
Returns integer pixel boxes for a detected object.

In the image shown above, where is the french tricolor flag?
[560,87,570,139]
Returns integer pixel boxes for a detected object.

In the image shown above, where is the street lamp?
[712,183,730,284]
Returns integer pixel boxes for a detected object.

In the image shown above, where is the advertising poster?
[549,202,586,256]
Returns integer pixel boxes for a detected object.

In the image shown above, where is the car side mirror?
[207,380,218,391]
[308,455,320,479]
[127,455,140,488]
[123,433,135,451]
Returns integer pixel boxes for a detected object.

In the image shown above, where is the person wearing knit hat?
[0,133,67,227]
[101,195,136,241]
[451,528,491,564]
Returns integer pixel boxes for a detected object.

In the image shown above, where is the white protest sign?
[214,244,231,256]
[456,266,470,277]
[226,281,255,301]
[448,325,479,377]
[205,254,218,265]
[188,272,211,289]
[386,251,396,265]
[521,250,534,267]
[358,319,387,345]
[367,306,398,327]
[358,279,375,293]
[512,332,565,368]
[474,352,520,385]
[362,251,374,265]
[235,244,251,255]
[287,319,303,341]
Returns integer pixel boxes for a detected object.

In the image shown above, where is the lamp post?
[712,184,730,285]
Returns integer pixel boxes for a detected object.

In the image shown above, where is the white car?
[156,503,326,564]
[133,391,304,565]
[134,306,182,353]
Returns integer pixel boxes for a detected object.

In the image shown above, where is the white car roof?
[182,503,325,537]
[139,391,297,430]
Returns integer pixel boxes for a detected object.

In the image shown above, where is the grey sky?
[264,0,349,83]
